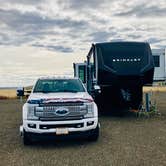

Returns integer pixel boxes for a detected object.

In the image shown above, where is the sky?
[0,0,166,87]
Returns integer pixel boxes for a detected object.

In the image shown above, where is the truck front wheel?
[23,131,32,145]
[87,125,99,141]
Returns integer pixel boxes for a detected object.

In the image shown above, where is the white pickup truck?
[19,77,99,145]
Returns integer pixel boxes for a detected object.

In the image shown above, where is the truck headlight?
[26,104,38,120]
[84,102,94,118]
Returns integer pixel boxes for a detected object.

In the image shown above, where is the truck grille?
[35,102,87,120]
[39,123,84,129]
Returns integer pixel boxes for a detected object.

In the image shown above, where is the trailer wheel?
[131,86,143,109]
[87,125,99,141]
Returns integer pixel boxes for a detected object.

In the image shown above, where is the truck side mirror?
[17,87,24,97]
[25,90,32,98]
[93,85,101,94]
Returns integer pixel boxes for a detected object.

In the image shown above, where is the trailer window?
[153,55,160,67]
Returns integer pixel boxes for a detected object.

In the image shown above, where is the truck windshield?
[33,79,85,93]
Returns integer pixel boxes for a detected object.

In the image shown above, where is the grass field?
[0,89,17,99]
[0,86,31,99]
[0,89,166,166]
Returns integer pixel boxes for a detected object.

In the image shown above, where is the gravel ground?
[0,92,166,166]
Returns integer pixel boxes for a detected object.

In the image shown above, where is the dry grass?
[0,89,17,99]
[0,87,32,99]
[0,91,166,166]
[143,86,166,92]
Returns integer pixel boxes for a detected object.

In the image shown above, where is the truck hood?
[28,92,93,103]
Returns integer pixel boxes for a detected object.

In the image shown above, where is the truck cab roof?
[38,76,78,80]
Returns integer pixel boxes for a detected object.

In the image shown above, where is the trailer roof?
[95,41,149,46]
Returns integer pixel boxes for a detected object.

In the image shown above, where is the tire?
[23,131,32,145]
[87,125,99,141]
[130,86,142,109]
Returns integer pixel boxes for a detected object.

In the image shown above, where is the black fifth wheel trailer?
[74,42,154,111]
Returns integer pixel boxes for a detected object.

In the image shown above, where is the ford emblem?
[55,107,69,116]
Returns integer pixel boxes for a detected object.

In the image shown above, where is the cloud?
[0,33,10,42]
[31,43,74,53]
[65,0,104,9]
[0,0,165,49]
[0,0,44,5]
[146,38,163,44]
[89,31,112,42]
[0,1,165,50]
[0,9,88,31]
[114,3,166,17]
[127,34,141,39]
[0,8,89,46]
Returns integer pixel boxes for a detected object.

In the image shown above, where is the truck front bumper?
[21,128,99,141]
[20,118,98,137]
